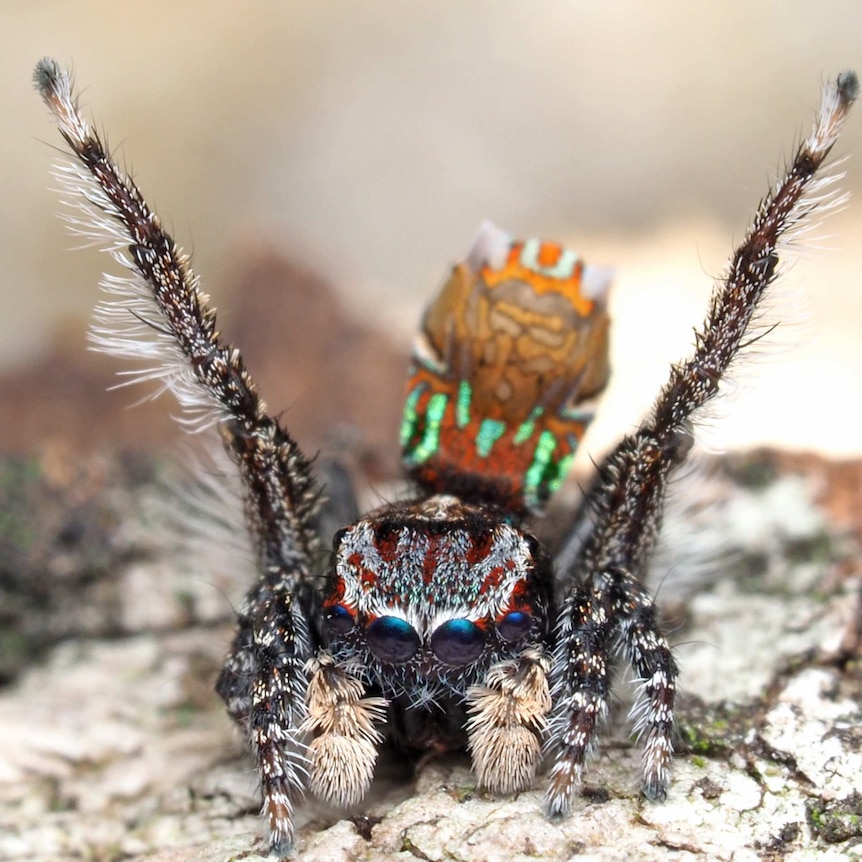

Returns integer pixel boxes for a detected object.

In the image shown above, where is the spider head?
[400,223,613,515]
[322,494,553,693]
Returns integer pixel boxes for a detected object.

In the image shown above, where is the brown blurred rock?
[0,243,407,479]
[220,242,407,480]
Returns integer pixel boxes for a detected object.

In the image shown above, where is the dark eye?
[367,616,420,664]
[430,618,485,666]
[524,533,542,560]
[324,603,355,635]
[332,526,349,550]
[498,610,532,643]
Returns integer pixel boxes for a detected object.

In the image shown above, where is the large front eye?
[367,616,420,664]
[430,618,485,666]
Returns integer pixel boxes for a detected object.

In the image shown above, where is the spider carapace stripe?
[34,56,857,860]
[401,223,613,515]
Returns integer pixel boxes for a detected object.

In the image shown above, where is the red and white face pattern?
[322,495,552,695]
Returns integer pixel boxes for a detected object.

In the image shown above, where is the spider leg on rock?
[545,71,859,817]
[33,58,327,856]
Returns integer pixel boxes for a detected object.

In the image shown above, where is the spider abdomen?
[401,223,613,513]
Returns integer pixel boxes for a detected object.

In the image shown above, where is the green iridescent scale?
[401,374,579,511]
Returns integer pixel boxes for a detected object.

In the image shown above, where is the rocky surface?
[1,449,861,862]
[2,244,861,862]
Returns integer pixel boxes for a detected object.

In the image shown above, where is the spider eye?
[430,618,485,666]
[332,526,349,549]
[524,534,541,559]
[498,610,532,643]
[367,616,420,664]
[324,603,355,635]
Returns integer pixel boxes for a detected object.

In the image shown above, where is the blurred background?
[3,0,862,467]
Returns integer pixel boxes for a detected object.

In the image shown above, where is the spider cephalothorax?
[325,495,553,687]
[34,58,857,857]
[323,494,552,746]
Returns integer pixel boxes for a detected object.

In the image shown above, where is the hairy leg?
[34,59,327,855]
[547,71,858,814]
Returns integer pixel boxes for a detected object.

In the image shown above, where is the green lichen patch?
[677,700,752,760]
[806,792,862,844]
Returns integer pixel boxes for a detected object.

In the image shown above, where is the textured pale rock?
[1,454,860,861]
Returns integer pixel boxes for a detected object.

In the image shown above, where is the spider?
[34,59,857,857]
